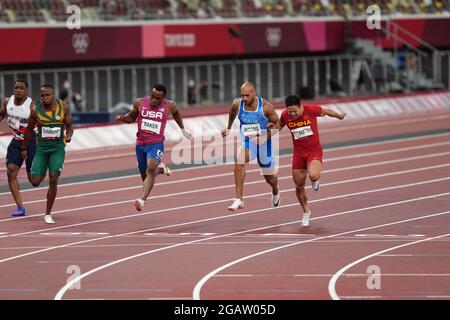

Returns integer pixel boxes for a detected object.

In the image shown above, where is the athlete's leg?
[6,140,27,214]
[263,175,278,193]
[6,164,24,208]
[25,142,37,184]
[293,169,309,213]
[135,143,164,211]
[308,160,322,182]
[42,146,65,223]
[140,157,159,202]
[307,149,323,191]
[136,144,148,182]
[234,145,251,201]
[258,140,279,195]
[29,148,48,187]
[228,145,251,211]
[46,172,60,215]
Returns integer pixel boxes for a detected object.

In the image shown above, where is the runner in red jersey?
[279,95,345,227]
[116,84,191,211]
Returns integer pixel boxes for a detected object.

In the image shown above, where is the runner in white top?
[0,80,37,217]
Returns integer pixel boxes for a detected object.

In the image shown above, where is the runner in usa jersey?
[116,84,191,212]
[0,80,37,218]
[279,95,346,227]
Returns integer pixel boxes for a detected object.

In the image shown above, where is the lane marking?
[328,232,450,300]
[1,148,450,223]
[2,130,449,196]
[192,211,450,300]
[2,167,450,240]
[39,232,110,236]
[0,187,448,273]
[4,139,450,207]
[214,273,450,277]
[2,115,449,170]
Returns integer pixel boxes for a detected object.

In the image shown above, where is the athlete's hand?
[181,129,192,140]
[338,112,346,120]
[266,122,275,129]
[221,128,230,138]
[116,115,126,122]
[65,136,71,143]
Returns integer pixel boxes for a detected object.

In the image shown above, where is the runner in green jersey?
[21,84,74,224]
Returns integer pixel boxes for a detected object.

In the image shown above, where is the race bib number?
[42,127,62,139]
[242,123,261,137]
[141,119,162,134]
[291,126,314,140]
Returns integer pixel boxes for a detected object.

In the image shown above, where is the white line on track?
[328,232,450,300]
[1,163,449,239]
[214,273,450,277]
[1,144,449,219]
[0,188,447,298]
[1,131,449,196]
[191,211,450,300]
[1,185,449,266]
[3,112,449,167]
[3,138,450,209]
[53,208,450,300]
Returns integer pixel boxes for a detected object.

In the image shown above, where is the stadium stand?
[1,0,450,23]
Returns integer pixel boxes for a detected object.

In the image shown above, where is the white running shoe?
[134,199,145,211]
[311,180,320,191]
[44,214,55,224]
[272,190,281,208]
[158,162,172,176]
[301,211,311,227]
[228,199,244,212]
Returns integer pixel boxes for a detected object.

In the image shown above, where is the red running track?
[0,110,449,300]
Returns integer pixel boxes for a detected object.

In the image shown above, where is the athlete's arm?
[21,103,38,159]
[263,100,280,128]
[222,98,240,137]
[0,97,8,122]
[321,107,346,120]
[168,100,191,139]
[63,101,74,143]
[116,99,140,123]
[262,100,281,140]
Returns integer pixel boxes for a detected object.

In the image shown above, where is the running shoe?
[11,207,26,217]
[228,199,244,212]
[272,189,281,208]
[44,214,55,224]
[134,199,145,211]
[311,180,320,192]
[301,211,311,227]
[158,162,172,176]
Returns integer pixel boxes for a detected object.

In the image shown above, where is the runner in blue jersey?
[222,82,281,211]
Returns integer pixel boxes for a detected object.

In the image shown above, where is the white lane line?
[215,273,450,277]
[3,139,450,210]
[1,144,449,220]
[192,211,450,300]
[320,113,450,134]
[56,209,450,300]
[2,130,449,196]
[2,163,450,240]
[339,296,383,299]
[2,115,449,168]
[380,254,450,257]
[328,232,450,300]
[1,185,449,268]
[3,136,446,201]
